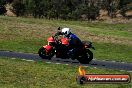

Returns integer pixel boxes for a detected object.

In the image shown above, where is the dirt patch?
[89,34,132,45]
[6,10,16,17]
[0,33,18,40]
[98,9,132,23]
[90,36,132,45]
[126,10,132,16]
[5,4,16,17]
[75,30,132,45]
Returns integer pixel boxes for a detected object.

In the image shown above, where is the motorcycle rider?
[60,28,84,59]
[61,28,83,46]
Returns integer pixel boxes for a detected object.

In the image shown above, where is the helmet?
[62,28,71,35]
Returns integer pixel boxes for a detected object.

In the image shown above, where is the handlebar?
[52,32,62,44]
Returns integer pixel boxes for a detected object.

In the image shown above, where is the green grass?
[0,39,44,53]
[93,42,132,62]
[0,57,132,88]
[0,16,132,62]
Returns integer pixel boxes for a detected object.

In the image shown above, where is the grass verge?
[0,57,132,88]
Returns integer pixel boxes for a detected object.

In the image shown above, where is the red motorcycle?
[38,31,95,64]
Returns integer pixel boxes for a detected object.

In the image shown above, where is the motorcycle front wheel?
[38,47,54,60]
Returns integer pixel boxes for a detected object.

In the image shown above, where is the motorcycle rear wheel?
[77,49,93,64]
[38,47,54,60]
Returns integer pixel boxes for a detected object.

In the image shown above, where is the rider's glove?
[55,32,63,36]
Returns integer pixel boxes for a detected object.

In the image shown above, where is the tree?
[0,0,6,5]
[0,5,6,15]
[6,0,13,3]
[78,0,99,20]
[3,0,130,20]
[0,0,7,15]
[119,0,132,17]
[12,0,25,16]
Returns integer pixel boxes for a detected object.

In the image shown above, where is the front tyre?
[77,49,93,64]
[38,47,54,60]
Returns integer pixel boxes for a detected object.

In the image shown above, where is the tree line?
[0,0,132,20]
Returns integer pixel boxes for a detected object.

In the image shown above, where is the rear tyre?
[38,47,54,60]
[77,49,93,64]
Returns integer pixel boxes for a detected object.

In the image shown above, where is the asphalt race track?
[0,50,132,72]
